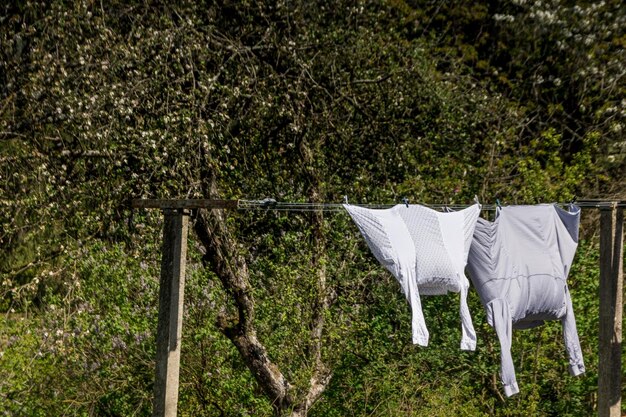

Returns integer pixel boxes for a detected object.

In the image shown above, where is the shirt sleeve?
[488,298,519,397]
[344,204,429,347]
[459,275,476,350]
[405,265,429,346]
[561,285,585,376]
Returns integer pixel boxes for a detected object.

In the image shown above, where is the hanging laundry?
[344,203,481,350]
[467,204,584,397]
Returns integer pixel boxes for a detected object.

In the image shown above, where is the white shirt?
[344,203,480,350]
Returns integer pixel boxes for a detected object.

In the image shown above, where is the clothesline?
[130,198,626,211]
[237,198,626,212]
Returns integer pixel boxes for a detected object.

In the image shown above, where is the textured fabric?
[467,204,584,397]
[344,203,480,350]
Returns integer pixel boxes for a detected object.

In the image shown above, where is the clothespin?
[260,197,277,208]
[496,199,502,209]
[402,197,409,207]
[343,195,349,204]
[473,195,482,210]
[568,196,577,212]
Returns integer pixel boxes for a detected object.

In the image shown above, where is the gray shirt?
[467,204,585,397]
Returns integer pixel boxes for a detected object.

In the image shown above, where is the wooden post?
[153,209,189,417]
[598,204,624,417]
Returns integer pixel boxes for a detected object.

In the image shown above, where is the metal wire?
[237,199,626,212]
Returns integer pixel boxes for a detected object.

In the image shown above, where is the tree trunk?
[193,164,332,416]
[194,207,293,413]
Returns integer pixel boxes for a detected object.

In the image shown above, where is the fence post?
[598,204,624,417]
[153,209,189,417]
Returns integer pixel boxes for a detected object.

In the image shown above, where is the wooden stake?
[598,204,623,417]
[153,209,189,417]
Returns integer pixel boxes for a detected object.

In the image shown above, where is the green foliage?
[1,241,158,416]
[387,0,624,190]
